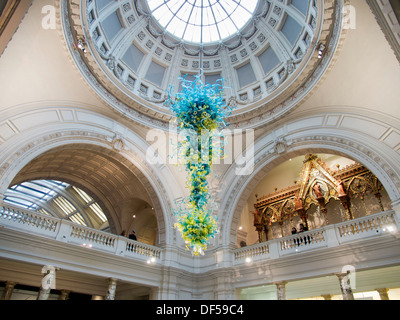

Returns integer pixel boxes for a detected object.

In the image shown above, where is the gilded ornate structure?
[253,154,386,242]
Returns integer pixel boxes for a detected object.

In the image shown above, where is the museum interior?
[0,0,400,300]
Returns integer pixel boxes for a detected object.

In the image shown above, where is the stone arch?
[9,144,155,234]
[218,127,400,247]
[0,122,179,247]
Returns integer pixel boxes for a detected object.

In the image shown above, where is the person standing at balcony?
[299,223,308,232]
[299,223,310,244]
[292,227,300,247]
[129,230,137,241]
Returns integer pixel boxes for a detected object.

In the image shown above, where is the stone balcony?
[233,209,399,265]
[0,202,162,264]
[0,201,399,299]
[1,201,399,267]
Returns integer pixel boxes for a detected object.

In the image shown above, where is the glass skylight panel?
[11,182,52,201]
[11,185,46,200]
[69,213,87,226]
[3,179,108,228]
[3,179,71,214]
[89,203,108,223]
[4,196,38,210]
[53,196,76,216]
[38,208,50,216]
[147,0,258,43]
[48,180,70,188]
[72,186,93,204]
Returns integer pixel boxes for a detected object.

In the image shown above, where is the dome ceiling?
[63,0,344,130]
[146,0,259,44]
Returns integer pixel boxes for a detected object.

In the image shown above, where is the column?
[376,288,390,300]
[37,266,57,300]
[335,272,354,300]
[1,281,16,300]
[274,281,288,300]
[37,286,51,300]
[106,278,118,300]
[214,271,235,300]
[59,290,71,300]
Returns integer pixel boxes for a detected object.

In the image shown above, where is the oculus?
[147,0,258,43]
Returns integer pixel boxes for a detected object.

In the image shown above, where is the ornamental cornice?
[59,0,345,131]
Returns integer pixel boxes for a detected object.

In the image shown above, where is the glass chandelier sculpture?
[165,72,232,256]
[163,0,236,256]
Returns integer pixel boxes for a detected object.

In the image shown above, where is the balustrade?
[0,203,397,265]
[234,210,399,261]
[280,229,326,251]
[234,243,269,261]
[126,241,161,259]
[0,204,59,235]
[70,226,116,246]
[0,202,161,260]
[336,211,396,242]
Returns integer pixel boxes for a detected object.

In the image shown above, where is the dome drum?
[64,0,343,129]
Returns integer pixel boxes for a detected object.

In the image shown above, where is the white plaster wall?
[297,0,400,118]
[0,0,400,300]
[0,0,105,111]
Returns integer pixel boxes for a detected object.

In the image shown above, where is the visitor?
[129,230,137,241]
[299,223,308,232]
[299,223,310,244]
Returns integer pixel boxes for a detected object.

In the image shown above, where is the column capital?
[59,290,71,300]
[1,281,17,300]
[4,281,16,288]
[274,281,288,300]
[334,271,349,280]
[375,288,390,300]
[274,281,288,287]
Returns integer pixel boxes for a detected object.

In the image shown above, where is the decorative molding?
[59,0,344,131]
[0,0,33,57]
[367,0,400,64]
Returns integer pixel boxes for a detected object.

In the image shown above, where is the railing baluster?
[0,203,395,264]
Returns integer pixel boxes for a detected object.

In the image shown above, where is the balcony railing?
[0,203,162,261]
[0,202,398,266]
[233,210,399,264]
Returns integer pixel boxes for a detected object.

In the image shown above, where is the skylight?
[147,0,259,43]
[3,180,108,229]
[4,180,68,210]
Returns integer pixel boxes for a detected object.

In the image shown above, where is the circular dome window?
[147,0,258,43]
[64,0,342,130]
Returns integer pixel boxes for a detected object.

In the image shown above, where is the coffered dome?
[63,0,343,130]
[146,0,259,44]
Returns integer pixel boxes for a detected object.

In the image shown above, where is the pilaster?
[335,272,354,300]
[0,281,16,300]
[106,278,118,300]
[274,281,288,300]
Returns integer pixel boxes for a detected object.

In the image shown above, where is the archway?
[2,143,164,246]
[236,153,392,247]
[218,127,400,248]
